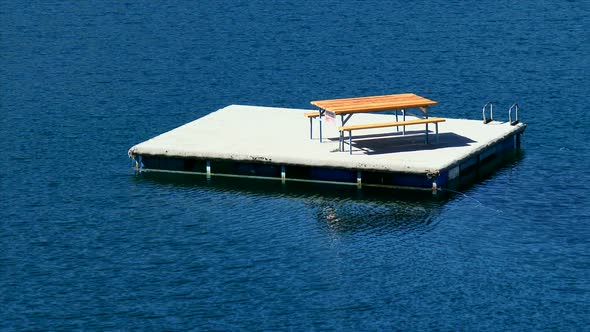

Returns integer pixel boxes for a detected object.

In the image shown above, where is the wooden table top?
[310,93,437,115]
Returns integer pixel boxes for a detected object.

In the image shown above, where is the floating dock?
[128,105,526,191]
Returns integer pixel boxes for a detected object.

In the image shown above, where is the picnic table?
[308,93,438,143]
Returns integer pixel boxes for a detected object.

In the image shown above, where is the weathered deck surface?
[128,105,525,175]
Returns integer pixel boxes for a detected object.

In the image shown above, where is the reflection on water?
[132,150,525,239]
[315,199,440,238]
[135,171,446,237]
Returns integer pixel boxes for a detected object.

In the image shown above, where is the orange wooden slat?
[311,93,423,106]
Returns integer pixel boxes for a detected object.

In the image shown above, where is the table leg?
[402,109,406,135]
[319,109,324,142]
[420,106,429,143]
[340,114,353,152]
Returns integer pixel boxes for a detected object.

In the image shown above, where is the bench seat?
[304,111,321,139]
[339,118,446,154]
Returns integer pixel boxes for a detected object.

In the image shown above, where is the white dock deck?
[129,104,525,176]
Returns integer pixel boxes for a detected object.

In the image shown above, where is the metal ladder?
[482,102,520,126]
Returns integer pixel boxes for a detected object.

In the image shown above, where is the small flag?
[325,111,336,126]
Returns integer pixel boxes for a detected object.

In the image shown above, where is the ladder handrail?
[509,103,519,125]
[482,101,494,124]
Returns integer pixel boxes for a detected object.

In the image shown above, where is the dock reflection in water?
[135,171,447,238]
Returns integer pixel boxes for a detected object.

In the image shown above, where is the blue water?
[1,0,589,330]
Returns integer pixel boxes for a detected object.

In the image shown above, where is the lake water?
[1,0,589,330]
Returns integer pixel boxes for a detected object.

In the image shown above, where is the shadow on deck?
[329,130,476,155]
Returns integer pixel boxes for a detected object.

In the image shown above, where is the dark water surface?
[2,1,589,330]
